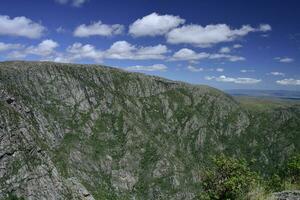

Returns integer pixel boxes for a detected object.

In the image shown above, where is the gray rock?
[273,191,300,200]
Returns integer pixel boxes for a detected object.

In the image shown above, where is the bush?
[266,174,285,192]
[286,153,300,184]
[3,193,25,200]
[200,155,259,200]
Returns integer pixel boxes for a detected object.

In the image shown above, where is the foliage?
[266,174,285,192]
[286,153,300,184]
[2,193,25,200]
[199,155,259,200]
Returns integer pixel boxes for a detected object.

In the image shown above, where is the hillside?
[0,61,299,200]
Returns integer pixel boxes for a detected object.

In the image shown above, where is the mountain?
[0,61,299,200]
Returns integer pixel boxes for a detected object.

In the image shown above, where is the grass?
[236,96,300,111]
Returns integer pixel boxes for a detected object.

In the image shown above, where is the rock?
[273,191,300,200]
[112,169,137,191]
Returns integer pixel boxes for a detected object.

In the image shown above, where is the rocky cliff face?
[0,61,299,199]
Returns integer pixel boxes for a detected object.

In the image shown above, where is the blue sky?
[0,0,299,90]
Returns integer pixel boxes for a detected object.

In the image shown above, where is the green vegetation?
[199,155,259,200]
[2,194,25,200]
[286,153,300,184]
[198,154,300,199]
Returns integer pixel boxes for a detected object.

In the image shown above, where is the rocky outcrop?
[273,191,300,200]
[0,61,299,199]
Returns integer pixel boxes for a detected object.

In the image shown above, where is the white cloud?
[129,12,185,37]
[0,15,45,39]
[276,78,300,85]
[209,53,245,62]
[52,55,73,63]
[0,42,22,51]
[105,41,168,60]
[166,24,270,47]
[56,26,66,33]
[259,24,272,32]
[55,0,88,7]
[53,40,168,62]
[7,39,59,59]
[4,40,168,63]
[205,75,261,84]
[219,47,231,53]
[261,34,269,38]
[216,68,224,72]
[187,65,204,72]
[171,48,245,62]
[274,57,294,63]
[171,48,209,61]
[186,66,223,72]
[270,72,285,76]
[26,39,59,56]
[66,42,103,62]
[74,21,124,37]
[241,69,255,73]
[233,44,243,48]
[125,64,167,72]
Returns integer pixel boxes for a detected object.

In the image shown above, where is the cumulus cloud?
[205,75,261,84]
[216,68,224,72]
[276,78,300,85]
[274,57,294,63]
[50,40,168,63]
[74,21,124,37]
[171,48,209,61]
[219,47,231,53]
[125,64,167,72]
[0,15,45,39]
[240,69,255,73]
[187,65,204,72]
[129,12,185,37]
[233,44,243,48]
[171,48,245,62]
[166,24,271,47]
[7,39,59,59]
[105,41,168,60]
[209,53,245,62]
[66,42,103,62]
[270,72,285,76]
[56,26,66,33]
[55,0,88,7]
[0,42,22,52]
[259,24,272,32]
[186,66,224,72]
[27,40,59,56]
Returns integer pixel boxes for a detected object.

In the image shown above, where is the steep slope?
[0,61,299,199]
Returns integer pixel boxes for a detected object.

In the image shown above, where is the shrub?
[200,155,259,200]
[286,153,300,184]
[3,193,25,200]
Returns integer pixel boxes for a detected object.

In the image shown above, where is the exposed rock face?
[273,191,300,200]
[0,61,299,199]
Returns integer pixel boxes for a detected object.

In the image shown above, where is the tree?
[200,155,259,200]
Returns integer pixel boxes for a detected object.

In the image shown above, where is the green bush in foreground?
[286,153,300,184]
[199,155,260,200]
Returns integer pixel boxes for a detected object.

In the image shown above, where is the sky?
[0,0,299,90]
